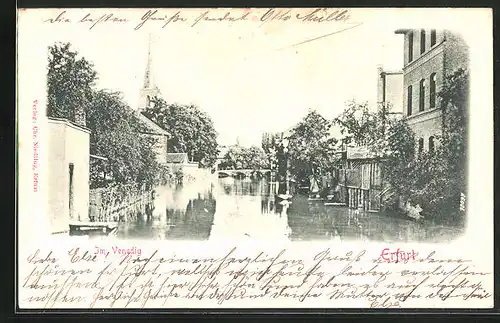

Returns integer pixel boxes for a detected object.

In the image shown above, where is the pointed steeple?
[138,33,161,111]
[143,33,153,88]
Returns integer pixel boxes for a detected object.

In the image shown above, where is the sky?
[33,9,409,147]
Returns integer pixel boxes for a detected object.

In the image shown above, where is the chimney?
[376,65,385,105]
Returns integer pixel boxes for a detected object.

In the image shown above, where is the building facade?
[166,152,200,179]
[395,29,469,153]
[47,114,90,233]
[377,66,404,114]
[135,112,170,165]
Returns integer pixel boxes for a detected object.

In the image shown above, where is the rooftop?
[380,70,403,75]
[135,111,171,137]
[166,153,189,163]
[346,146,378,160]
[394,28,411,34]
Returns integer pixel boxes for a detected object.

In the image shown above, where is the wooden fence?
[89,186,155,223]
[341,161,384,211]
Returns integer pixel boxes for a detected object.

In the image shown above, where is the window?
[429,136,435,154]
[430,73,437,108]
[420,29,426,54]
[419,79,426,112]
[418,138,424,155]
[431,29,437,46]
[407,85,413,116]
[408,32,414,62]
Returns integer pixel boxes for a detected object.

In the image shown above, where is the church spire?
[143,33,153,88]
[138,33,161,111]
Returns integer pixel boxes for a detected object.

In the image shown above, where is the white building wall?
[47,118,90,233]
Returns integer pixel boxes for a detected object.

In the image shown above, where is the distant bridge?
[217,169,273,178]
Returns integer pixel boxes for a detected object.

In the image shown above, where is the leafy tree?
[333,101,378,146]
[143,98,219,168]
[333,100,398,154]
[287,110,339,186]
[47,42,97,121]
[261,132,281,170]
[86,90,168,189]
[382,119,417,205]
[219,145,268,170]
[246,146,270,170]
[47,42,170,190]
[261,133,281,154]
[439,68,469,194]
[382,69,469,224]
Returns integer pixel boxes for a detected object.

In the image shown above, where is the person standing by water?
[309,174,320,197]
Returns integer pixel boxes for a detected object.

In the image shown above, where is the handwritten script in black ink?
[42,8,357,32]
[19,247,492,308]
[43,10,129,30]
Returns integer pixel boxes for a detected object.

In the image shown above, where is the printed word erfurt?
[379,248,418,264]
[94,246,142,256]
[32,100,39,192]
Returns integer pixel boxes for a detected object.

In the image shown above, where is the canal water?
[117,177,463,242]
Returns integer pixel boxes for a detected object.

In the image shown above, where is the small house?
[340,146,384,211]
[166,152,199,174]
[135,111,171,165]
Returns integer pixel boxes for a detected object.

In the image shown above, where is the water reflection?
[117,177,463,242]
[209,179,291,242]
[117,182,216,240]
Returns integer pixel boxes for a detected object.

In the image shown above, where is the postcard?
[17,8,493,310]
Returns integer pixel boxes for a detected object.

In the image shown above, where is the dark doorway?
[69,163,74,219]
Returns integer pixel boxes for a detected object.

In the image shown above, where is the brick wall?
[402,29,446,67]
[406,108,442,151]
[404,45,445,116]
[399,29,469,151]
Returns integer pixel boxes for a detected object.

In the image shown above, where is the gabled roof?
[166,153,189,163]
[135,111,171,137]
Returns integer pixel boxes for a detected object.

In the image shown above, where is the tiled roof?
[135,111,170,137]
[166,153,188,163]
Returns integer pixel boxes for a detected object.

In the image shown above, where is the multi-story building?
[394,29,469,153]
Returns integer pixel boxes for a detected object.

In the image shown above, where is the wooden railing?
[89,186,154,223]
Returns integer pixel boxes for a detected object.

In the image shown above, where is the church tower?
[137,33,161,111]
